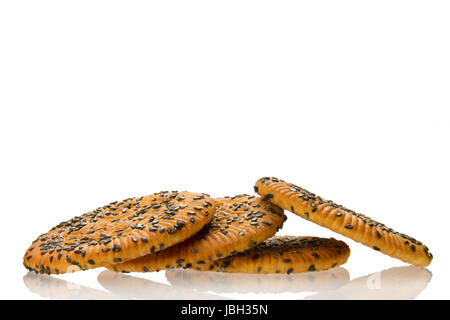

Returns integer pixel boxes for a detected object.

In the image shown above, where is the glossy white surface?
[0,1,449,299]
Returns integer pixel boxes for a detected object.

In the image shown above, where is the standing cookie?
[254,177,433,266]
[23,191,215,274]
[194,236,350,274]
[107,195,286,272]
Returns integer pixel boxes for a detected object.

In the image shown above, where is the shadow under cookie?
[166,267,350,294]
[305,265,432,300]
[23,272,122,300]
[97,270,227,300]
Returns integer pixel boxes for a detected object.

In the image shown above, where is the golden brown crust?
[195,236,350,274]
[254,177,433,267]
[23,191,215,274]
[107,195,286,273]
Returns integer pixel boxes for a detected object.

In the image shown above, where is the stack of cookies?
[23,177,432,276]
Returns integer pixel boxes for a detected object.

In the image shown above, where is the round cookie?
[166,267,350,293]
[107,195,286,273]
[194,236,350,274]
[254,177,433,267]
[23,191,216,274]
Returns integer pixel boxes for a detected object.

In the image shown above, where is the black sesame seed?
[262,193,274,201]
[203,201,212,207]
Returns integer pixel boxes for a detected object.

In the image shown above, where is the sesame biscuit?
[195,236,350,274]
[254,177,433,267]
[23,191,215,274]
[107,195,286,273]
[166,267,350,293]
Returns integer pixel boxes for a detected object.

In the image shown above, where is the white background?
[0,1,449,300]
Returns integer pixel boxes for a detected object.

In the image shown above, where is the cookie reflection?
[23,272,122,300]
[306,266,432,300]
[166,267,350,293]
[97,270,227,300]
